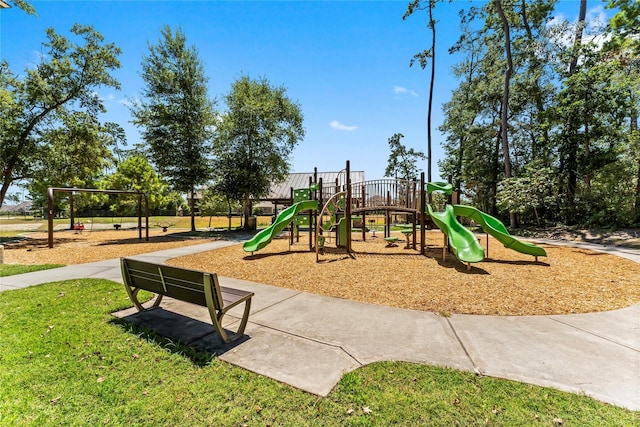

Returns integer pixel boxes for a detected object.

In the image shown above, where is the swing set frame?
[47,187,149,249]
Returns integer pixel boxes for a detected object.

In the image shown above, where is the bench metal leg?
[206,298,252,344]
[125,286,163,312]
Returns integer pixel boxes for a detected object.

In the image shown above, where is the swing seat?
[384,236,398,247]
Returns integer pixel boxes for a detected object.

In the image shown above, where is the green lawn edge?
[0,279,637,426]
[0,264,65,277]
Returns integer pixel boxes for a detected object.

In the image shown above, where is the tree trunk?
[569,0,588,75]
[584,88,591,189]
[0,171,12,209]
[427,0,436,183]
[454,136,464,193]
[189,187,196,232]
[563,0,587,215]
[494,0,515,227]
[491,131,500,217]
[70,195,75,230]
[519,0,550,163]
[243,191,251,230]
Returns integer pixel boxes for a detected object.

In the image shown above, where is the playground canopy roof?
[263,171,365,203]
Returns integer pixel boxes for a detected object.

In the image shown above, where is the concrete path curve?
[1,239,638,410]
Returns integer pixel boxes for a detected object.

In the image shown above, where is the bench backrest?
[120,258,224,310]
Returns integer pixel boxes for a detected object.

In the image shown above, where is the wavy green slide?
[426,204,485,263]
[452,205,547,258]
[243,200,318,253]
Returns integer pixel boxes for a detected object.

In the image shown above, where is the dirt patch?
[3,229,639,316]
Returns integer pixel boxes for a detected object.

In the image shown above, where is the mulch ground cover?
[4,229,639,316]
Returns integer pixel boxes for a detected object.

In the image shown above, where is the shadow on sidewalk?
[110,308,249,366]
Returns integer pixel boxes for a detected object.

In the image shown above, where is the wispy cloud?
[394,85,418,97]
[330,120,358,131]
[548,5,611,50]
[90,92,118,103]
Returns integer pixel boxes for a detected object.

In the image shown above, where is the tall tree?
[439,0,639,227]
[606,0,640,222]
[384,133,426,181]
[494,0,516,226]
[0,24,121,208]
[213,75,304,229]
[556,0,587,221]
[404,0,439,182]
[131,25,216,232]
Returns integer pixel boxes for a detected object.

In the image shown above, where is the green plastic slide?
[452,205,547,258]
[242,200,318,253]
[426,181,453,195]
[426,204,485,263]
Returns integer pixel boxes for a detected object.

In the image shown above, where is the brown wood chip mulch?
[4,229,639,316]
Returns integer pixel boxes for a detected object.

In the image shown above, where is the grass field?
[0,264,64,277]
[0,278,637,426]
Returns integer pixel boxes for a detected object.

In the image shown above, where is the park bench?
[120,258,254,344]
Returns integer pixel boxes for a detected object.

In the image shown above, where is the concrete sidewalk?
[2,240,639,410]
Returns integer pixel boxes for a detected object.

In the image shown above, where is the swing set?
[47,187,150,249]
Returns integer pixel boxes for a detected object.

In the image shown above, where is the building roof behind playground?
[264,171,365,202]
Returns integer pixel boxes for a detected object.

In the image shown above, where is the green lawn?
[0,279,637,426]
[0,264,65,277]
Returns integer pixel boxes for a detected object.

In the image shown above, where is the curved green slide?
[243,200,318,253]
[426,204,485,263]
[452,205,547,258]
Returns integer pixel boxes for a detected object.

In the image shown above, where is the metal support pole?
[48,187,54,248]
[420,173,426,256]
[346,160,352,256]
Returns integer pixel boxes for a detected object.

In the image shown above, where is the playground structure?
[47,187,150,249]
[242,161,547,267]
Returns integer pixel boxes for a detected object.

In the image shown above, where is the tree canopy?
[0,24,121,208]
[130,25,216,231]
[98,155,181,215]
[3,0,37,15]
[213,75,304,228]
[384,133,426,181]
[438,0,640,227]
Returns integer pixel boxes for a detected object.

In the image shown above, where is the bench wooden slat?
[120,257,254,343]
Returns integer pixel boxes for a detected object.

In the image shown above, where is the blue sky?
[1,0,610,190]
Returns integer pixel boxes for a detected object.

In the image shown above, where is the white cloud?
[330,120,358,131]
[547,5,611,50]
[393,85,418,97]
[118,98,133,107]
[90,92,118,103]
